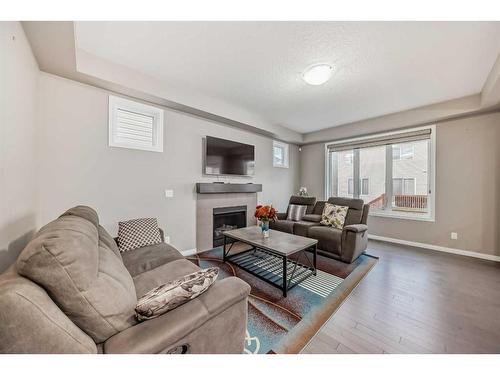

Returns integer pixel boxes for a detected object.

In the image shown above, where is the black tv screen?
[204,136,255,176]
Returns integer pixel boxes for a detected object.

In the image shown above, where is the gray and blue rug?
[189,246,378,354]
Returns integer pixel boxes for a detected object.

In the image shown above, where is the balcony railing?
[394,194,427,211]
[368,194,428,212]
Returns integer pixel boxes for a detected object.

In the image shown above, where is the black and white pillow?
[118,218,162,252]
[135,267,219,321]
[286,204,308,221]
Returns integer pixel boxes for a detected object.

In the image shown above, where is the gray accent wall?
[300,112,500,257]
[37,73,300,253]
[0,22,40,272]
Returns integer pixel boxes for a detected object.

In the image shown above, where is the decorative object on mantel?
[254,205,277,238]
[298,187,308,196]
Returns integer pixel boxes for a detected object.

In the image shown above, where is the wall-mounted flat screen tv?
[204,136,255,176]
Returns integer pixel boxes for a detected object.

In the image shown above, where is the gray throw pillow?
[135,267,219,321]
[286,204,308,221]
[118,218,162,252]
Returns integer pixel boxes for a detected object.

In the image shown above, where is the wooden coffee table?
[222,226,318,297]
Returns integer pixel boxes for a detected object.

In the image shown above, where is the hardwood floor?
[302,240,500,354]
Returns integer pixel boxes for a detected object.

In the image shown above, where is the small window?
[273,141,289,168]
[109,96,164,152]
[392,144,414,160]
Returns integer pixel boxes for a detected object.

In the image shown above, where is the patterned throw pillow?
[320,203,349,229]
[118,218,162,252]
[135,267,219,321]
[286,204,308,221]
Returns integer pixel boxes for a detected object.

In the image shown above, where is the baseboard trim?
[368,234,500,262]
[181,248,197,257]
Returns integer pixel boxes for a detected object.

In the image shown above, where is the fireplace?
[213,206,247,247]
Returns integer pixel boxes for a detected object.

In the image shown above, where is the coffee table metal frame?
[222,231,317,297]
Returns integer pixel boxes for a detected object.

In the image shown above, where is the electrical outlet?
[164,235,170,244]
[164,189,174,198]
[450,232,458,240]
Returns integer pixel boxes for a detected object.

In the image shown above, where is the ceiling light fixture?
[302,64,333,85]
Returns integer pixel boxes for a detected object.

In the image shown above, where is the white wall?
[37,73,300,252]
[0,22,40,272]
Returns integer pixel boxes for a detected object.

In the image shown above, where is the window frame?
[324,125,436,222]
[273,140,289,168]
[348,177,369,196]
[392,177,416,195]
[109,95,164,153]
[360,177,369,196]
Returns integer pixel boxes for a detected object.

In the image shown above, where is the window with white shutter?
[109,96,164,152]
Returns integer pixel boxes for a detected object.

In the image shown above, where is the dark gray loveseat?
[0,206,250,354]
[270,196,369,263]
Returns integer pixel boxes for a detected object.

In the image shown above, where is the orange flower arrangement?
[254,205,277,222]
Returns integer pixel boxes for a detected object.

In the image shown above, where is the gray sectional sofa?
[270,196,369,263]
[0,206,250,354]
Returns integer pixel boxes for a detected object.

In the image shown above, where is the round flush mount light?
[302,64,333,85]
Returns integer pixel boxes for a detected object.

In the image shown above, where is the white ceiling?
[75,22,500,133]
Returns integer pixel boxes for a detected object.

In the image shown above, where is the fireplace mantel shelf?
[196,183,262,194]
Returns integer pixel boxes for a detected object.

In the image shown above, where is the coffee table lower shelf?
[223,243,317,297]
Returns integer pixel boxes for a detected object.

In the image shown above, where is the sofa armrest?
[276,212,287,220]
[103,277,250,354]
[302,214,322,223]
[340,225,369,263]
[343,224,368,233]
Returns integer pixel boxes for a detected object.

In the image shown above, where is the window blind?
[327,128,431,152]
[114,108,155,147]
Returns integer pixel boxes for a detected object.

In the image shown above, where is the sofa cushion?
[103,277,250,354]
[302,214,322,223]
[133,259,201,298]
[327,197,364,225]
[98,225,122,260]
[308,226,342,255]
[312,201,327,215]
[118,218,162,252]
[286,204,308,221]
[320,203,349,229]
[121,242,184,277]
[135,267,219,321]
[293,221,319,237]
[288,196,316,214]
[60,205,99,227]
[0,272,97,353]
[16,212,137,344]
[269,219,295,234]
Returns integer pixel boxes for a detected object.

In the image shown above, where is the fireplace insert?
[213,205,247,247]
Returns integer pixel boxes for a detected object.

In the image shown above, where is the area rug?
[188,246,378,354]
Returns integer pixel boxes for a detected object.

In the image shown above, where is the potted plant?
[254,205,277,238]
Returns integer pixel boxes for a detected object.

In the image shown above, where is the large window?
[325,126,435,221]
